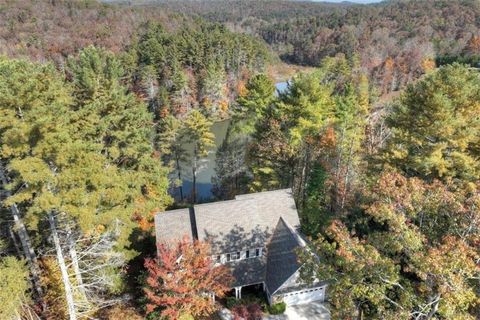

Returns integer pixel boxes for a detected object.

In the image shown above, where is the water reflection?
[172,82,288,202]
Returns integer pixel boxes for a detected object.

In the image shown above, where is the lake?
[173,82,289,202]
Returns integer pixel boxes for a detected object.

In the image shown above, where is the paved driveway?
[264,302,330,320]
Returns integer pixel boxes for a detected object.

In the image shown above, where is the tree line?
[159,0,480,94]
[220,59,480,319]
[0,16,270,318]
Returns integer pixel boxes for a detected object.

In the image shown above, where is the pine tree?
[157,115,188,201]
[181,110,214,203]
[234,74,275,135]
[0,256,30,319]
[382,63,480,182]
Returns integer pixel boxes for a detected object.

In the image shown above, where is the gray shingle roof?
[154,189,308,289]
[235,189,300,231]
[154,208,193,243]
[229,257,266,287]
[265,217,305,295]
[194,198,268,252]
[155,188,299,252]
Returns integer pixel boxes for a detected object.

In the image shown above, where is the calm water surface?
[174,82,289,201]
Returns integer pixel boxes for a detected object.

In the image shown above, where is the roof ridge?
[235,188,292,199]
[192,197,256,208]
[278,217,307,248]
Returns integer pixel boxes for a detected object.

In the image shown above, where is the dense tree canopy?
[1,0,480,319]
[160,0,480,93]
[382,63,480,182]
[0,256,30,319]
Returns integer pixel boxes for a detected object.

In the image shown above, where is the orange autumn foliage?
[144,236,234,320]
[467,35,480,55]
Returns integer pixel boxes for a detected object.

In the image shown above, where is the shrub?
[268,302,286,315]
[232,304,263,320]
[226,296,239,309]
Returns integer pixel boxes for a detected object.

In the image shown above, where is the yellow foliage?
[95,305,143,320]
[421,58,436,73]
[40,257,68,320]
[237,80,247,97]
[219,100,229,113]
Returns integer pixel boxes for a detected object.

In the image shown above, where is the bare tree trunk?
[48,213,77,320]
[192,164,197,204]
[340,138,355,211]
[175,154,184,201]
[0,166,44,300]
[297,145,310,211]
[192,146,197,204]
[424,295,440,320]
[390,70,397,93]
[67,234,86,298]
[8,227,22,257]
[357,308,363,320]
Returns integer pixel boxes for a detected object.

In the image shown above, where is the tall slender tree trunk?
[0,166,44,301]
[192,159,197,204]
[357,307,363,320]
[424,294,440,320]
[175,154,184,201]
[333,127,346,213]
[8,227,22,257]
[67,233,86,298]
[299,145,311,211]
[340,138,355,211]
[48,213,77,320]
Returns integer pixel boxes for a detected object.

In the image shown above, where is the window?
[216,255,221,263]
[255,248,260,257]
[226,253,231,262]
[235,252,241,260]
[245,250,250,259]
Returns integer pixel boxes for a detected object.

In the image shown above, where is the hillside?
[0,1,479,320]
[140,0,480,93]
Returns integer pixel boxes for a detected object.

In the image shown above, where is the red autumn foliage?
[143,236,234,320]
[232,304,263,320]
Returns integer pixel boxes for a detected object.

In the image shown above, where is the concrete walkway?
[264,302,330,320]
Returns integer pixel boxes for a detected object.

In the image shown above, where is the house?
[154,189,327,306]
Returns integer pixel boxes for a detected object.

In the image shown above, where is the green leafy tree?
[67,46,172,231]
[0,257,30,319]
[382,63,480,182]
[301,171,480,319]
[234,74,275,134]
[300,221,401,320]
[300,163,330,236]
[181,110,215,203]
[157,115,188,201]
[0,50,172,319]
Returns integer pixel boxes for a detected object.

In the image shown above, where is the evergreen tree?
[382,63,480,182]
[0,256,30,319]
[234,74,275,135]
[157,115,188,201]
[181,110,215,203]
[0,50,172,319]
[67,46,172,233]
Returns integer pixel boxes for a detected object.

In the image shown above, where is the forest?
[0,0,479,320]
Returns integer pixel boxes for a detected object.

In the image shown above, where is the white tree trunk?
[68,234,87,298]
[8,227,22,256]
[0,166,44,299]
[48,213,77,320]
